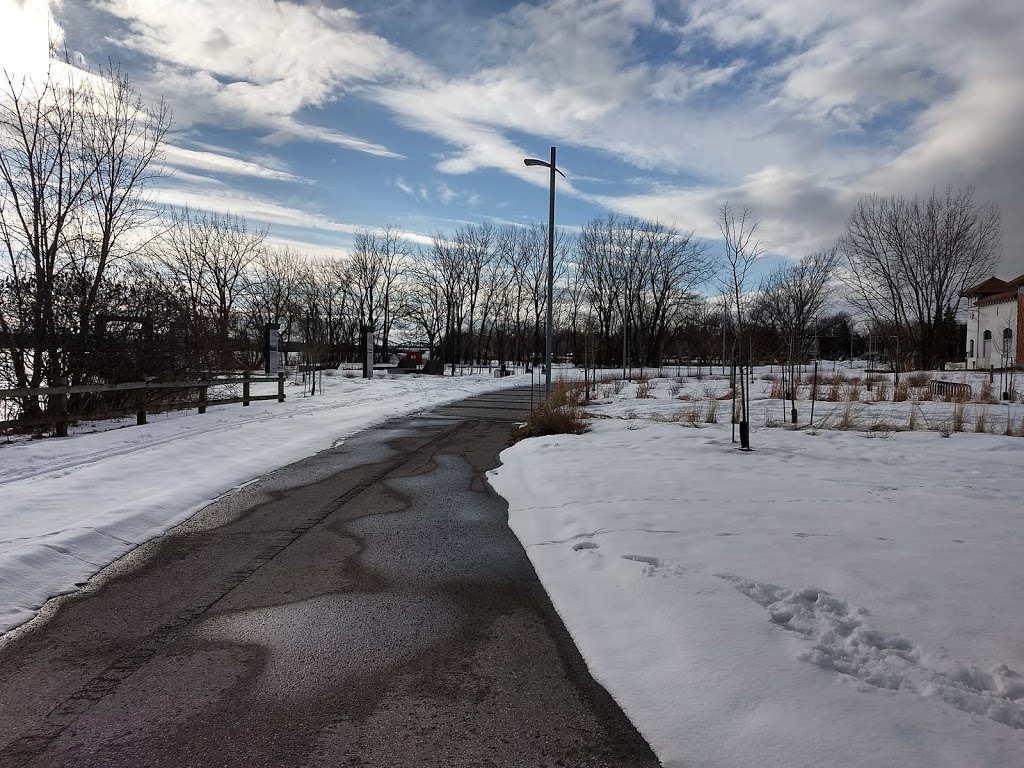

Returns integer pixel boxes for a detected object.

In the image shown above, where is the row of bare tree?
[1,65,1005,423]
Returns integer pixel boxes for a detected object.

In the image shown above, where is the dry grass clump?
[869,419,898,433]
[845,381,862,401]
[975,408,988,433]
[635,378,652,398]
[668,380,683,396]
[836,401,858,430]
[916,386,933,401]
[769,378,786,400]
[716,388,735,401]
[612,379,626,395]
[703,397,719,423]
[952,400,966,432]
[515,381,590,440]
[978,380,997,404]
[907,403,920,430]
[894,380,910,402]
[875,380,889,401]
[659,404,702,426]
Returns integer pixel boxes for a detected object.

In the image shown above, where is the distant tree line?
[1,65,1004,424]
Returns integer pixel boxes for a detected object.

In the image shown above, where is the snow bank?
[488,385,1024,767]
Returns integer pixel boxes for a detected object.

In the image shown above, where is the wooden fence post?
[136,384,148,425]
[199,379,208,414]
[54,378,68,437]
[243,371,251,406]
[278,370,286,403]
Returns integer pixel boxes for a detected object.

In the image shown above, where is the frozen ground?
[0,369,530,635]
[489,370,1024,768]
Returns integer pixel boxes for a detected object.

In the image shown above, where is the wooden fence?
[0,371,286,437]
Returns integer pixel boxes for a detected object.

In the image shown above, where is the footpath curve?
[0,387,660,768]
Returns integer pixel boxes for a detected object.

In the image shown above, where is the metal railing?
[930,380,972,401]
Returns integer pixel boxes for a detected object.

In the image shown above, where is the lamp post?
[524,147,564,400]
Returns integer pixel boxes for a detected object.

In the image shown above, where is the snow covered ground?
[488,373,1024,767]
[0,369,530,635]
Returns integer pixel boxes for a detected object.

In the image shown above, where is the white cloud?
[152,180,434,248]
[12,0,1023,276]
[161,143,305,182]
[437,182,456,205]
[96,0,413,156]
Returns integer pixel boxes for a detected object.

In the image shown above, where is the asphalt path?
[0,387,661,767]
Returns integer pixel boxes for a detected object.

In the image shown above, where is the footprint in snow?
[620,554,687,578]
[717,572,1024,730]
[572,541,600,551]
[621,554,660,566]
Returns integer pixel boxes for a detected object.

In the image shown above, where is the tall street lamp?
[524,147,564,400]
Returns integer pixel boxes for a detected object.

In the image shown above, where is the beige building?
[962,275,1024,369]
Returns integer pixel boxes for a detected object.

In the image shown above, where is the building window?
[984,330,992,358]
[1003,328,1013,340]
[969,339,974,357]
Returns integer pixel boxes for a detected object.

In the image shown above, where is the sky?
[1,0,1023,276]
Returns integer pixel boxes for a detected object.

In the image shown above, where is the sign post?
[362,325,374,379]
[265,323,280,375]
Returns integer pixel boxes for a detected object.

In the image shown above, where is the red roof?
[1007,273,1024,287]
[962,276,1013,297]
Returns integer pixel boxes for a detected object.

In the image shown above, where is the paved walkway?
[0,388,660,767]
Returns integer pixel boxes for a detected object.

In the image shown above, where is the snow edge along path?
[0,373,530,636]
[488,416,1024,768]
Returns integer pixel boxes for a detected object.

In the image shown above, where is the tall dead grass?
[516,381,591,440]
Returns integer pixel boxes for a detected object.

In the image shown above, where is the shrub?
[636,379,652,398]
[846,381,862,401]
[612,379,626,395]
[875,380,889,401]
[769,378,785,400]
[979,380,997,404]
[668,380,682,396]
[905,371,929,388]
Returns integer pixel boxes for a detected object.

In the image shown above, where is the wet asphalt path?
[0,387,660,767]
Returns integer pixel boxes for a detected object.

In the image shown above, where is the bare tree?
[244,246,303,358]
[717,203,764,450]
[152,207,266,370]
[759,247,840,422]
[1,63,168,418]
[841,186,1001,370]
